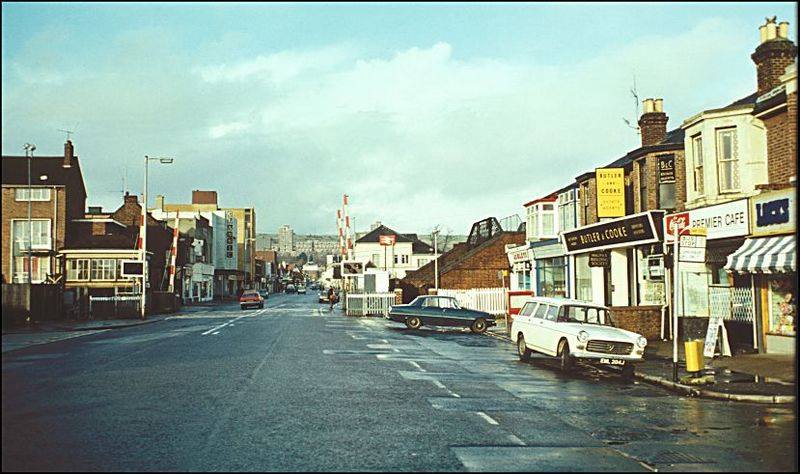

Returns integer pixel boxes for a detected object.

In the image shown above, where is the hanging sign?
[588,251,610,267]
[596,168,626,218]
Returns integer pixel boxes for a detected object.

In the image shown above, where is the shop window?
[768,276,796,336]
[575,255,593,302]
[537,257,566,298]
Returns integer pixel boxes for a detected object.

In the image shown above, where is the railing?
[437,287,508,315]
[88,295,141,319]
[345,293,396,317]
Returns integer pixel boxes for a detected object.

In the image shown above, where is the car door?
[420,297,442,325]
[438,297,461,326]
[539,304,562,355]
[528,303,550,351]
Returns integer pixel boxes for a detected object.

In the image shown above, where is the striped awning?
[725,235,796,274]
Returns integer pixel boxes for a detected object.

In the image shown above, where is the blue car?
[386,295,496,334]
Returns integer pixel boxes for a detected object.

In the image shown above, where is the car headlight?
[637,336,647,348]
[577,331,589,343]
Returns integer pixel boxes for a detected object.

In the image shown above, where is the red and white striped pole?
[343,194,352,260]
[167,214,179,293]
[337,209,344,257]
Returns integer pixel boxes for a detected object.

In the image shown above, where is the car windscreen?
[562,305,615,327]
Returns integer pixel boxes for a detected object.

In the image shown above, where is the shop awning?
[725,235,796,274]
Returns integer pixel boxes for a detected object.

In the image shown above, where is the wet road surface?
[2,292,796,471]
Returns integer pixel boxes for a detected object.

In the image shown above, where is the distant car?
[258,289,269,300]
[387,296,495,334]
[297,286,307,294]
[239,290,264,310]
[318,290,339,304]
[511,297,647,377]
[285,284,297,294]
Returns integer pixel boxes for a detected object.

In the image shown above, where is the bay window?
[716,128,739,192]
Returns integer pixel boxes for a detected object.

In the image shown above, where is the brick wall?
[578,178,597,225]
[1,186,67,282]
[631,149,687,214]
[439,233,524,289]
[612,305,662,340]
[764,91,797,185]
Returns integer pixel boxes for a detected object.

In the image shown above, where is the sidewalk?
[2,316,170,354]
[486,323,795,404]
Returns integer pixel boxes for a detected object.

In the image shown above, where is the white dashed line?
[431,380,446,389]
[201,313,252,336]
[408,361,426,372]
[475,411,499,425]
[507,434,526,446]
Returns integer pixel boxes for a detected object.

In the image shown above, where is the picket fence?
[345,293,396,317]
[437,287,508,315]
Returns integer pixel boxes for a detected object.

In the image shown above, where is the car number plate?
[600,358,625,365]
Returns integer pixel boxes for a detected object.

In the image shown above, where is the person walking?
[328,287,335,311]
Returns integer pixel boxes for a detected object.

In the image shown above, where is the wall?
[763,90,797,185]
[439,233,524,289]
[612,305,662,340]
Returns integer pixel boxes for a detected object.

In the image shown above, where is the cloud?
[2,17,767,235]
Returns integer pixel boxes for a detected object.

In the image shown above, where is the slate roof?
[1,154,87,199]
[355,225,434,254]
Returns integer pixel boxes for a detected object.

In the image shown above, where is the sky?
[2,2,797,235]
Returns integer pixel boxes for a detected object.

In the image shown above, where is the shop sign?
[588,251,610,267]
[751,188,795,237]
[658,154,676,184]
[506,244,533,266]
[379,235,396,246]
[596,168,625,218]
[665,199,748,242]
[562,211,661,254]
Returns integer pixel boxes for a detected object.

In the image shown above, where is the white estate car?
[511,297,647,377]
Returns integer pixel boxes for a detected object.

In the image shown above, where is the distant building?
[278,225,294,252]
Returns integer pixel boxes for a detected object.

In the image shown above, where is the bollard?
[684,339,704,373]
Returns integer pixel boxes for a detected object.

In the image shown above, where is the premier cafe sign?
[665,199,749,242]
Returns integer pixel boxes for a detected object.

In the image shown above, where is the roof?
[523,194,557,208]
[356,224,434,254]
[1,154,87,199]
[522,296,608,308]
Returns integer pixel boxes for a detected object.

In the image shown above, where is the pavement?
[487,322,796,404]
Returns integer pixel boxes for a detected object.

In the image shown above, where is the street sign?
[679,234,707,263]
[120,260,144,277]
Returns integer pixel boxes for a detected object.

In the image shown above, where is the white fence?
[437,287,508,315]
[345,293,396,317]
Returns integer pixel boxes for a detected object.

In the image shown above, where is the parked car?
[239,290,264,310]
[386,295,495,334]
[297,286,307,294]
[258,289,269,300]
[285,284,297,294]
[318,289,339,304]
[510,297,647,377]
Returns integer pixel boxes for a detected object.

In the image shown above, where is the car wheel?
[259,303,264,309]
[621,363,635,380]
[470,318,487,334]
[405,316,422,330]
[240,305,246,310]
[558,339,573,372]
[517,335,532,361]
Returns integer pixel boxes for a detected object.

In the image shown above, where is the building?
[278,225,295,253]
[1,140,87,284]
[353,224,437,279]
[403,218,525,303]
[156,191,251,297]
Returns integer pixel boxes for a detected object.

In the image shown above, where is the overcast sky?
[2,2,796,235]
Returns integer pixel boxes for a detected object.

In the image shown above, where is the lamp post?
[432,228,439,290]
[23,143,36,286]
[141,155,173,320]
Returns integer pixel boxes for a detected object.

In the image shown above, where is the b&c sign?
[658,154,676,184]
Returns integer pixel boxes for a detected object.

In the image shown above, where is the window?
[15,188,51,201]
[533,303,547,319]
[582,184,591,224]
[541,204,555,236]
[12,256,50,283]
[394,254,409,265]
[67,259,90,281]
[716,128,739,192]
[520,302,536,317]
[372,253,381,267]
[12,219,51,250]
[544,305,559,321]
[528,208,537,241]
[575,255,593,302]
[638,159,648,212]
[558,189,577,232]
[90,259,117,280]
[536,257,567,298]
[692,134,704,194]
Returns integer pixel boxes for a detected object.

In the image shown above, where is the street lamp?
[23,143,36,287]
[141,155,173,319]
[432,228,440,290]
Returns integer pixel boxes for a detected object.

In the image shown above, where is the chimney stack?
[638,98,668,147]
[752,17,797,97]
[124,191,139,205]
[63,140,74,168]
[155,195,165,211]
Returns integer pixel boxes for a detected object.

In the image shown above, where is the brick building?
[1,140,87,284]
[402,218,524,303]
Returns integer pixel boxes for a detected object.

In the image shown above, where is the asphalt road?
[2,292,796,471]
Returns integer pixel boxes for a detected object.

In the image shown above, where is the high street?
[2,293,795,471]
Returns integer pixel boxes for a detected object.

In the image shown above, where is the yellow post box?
[684,340,704,373]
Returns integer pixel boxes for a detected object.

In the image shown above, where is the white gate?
[345,293,395,317]
[437,287,508,315]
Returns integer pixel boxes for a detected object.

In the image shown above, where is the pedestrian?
[328,287,335,311]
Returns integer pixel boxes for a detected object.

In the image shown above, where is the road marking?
[431,380,447,389]
[201,313,253,336]
[212,332,220,335]
[506,434,526,446]
[450,392,461,398]
[408,361,426,372]
[475,411,499,425]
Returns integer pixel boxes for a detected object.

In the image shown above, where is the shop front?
[665,199,754,351]
[725,187,796,354]
[562,211,666,339]
[530,239,568,298]
[505,243,535,315]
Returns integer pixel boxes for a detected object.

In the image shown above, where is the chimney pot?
[778,22,789,39]
[63,140,74,168]
[752,19,798,96]
[760,24,768,43]
[766,21,778,41]
[638,99,668,147]
[654,98,663,112]
[642,98,654,114]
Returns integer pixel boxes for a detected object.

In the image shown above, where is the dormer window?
[526,200,559,241]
